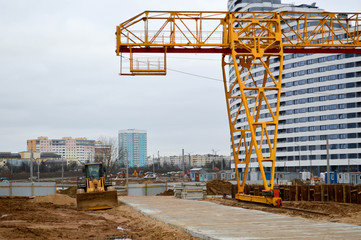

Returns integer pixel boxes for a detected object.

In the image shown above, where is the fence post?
[321,185,324,202]
[295,184,298,201]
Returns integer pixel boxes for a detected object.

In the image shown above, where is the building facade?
[27,137,95,164]
[228,0,361,176]
[118,129,147,168]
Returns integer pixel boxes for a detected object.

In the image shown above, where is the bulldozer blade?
[76,191,118,211]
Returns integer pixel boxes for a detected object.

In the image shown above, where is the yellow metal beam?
[116,10,361,206]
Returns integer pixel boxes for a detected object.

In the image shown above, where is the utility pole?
[152,154,155,173]
[61,156,64,190]
[37,159,40,182]
[125,150,128,188]
[188,153,191,169]
[157,151,160,170]
[182,149,185,182]
[30,149,33,183]
[326,139,330,184]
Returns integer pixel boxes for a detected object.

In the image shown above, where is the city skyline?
[1,0,360,157]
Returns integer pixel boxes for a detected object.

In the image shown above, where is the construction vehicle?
[132,169,144,177]
[115,11,361,207]
[76,162,118,210]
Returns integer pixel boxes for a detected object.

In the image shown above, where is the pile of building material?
[174,182,207,200]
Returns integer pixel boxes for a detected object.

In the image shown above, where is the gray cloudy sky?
[0,0,359,157]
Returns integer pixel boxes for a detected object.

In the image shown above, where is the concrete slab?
[119,196,361,240]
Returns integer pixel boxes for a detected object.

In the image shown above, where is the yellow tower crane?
[116,11,361,207]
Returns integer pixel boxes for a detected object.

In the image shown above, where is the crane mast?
[116,11,361,206]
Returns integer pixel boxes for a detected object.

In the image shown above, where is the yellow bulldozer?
[76,162,118,210]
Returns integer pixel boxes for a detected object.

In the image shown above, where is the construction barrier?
[0,182,56,197]
[127,183,175,196]
[232,184,361,204]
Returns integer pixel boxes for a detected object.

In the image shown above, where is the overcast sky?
[0,0,359,157]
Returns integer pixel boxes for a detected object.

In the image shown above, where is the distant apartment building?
[118,129,147,168]
[94,141,112,159]
[27,137,95,164]
[159,154,232,168]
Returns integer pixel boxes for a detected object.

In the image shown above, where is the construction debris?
[156,189,174,196]
[206,179,232,195]
[174,182,207,200]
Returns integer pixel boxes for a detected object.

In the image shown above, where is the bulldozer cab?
[85,163,104,180]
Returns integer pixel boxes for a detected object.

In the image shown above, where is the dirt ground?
[0,195,199,240]
[206,197,361,225]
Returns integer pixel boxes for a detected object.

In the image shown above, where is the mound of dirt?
[206,179,232,195]
[57,186,77,197]
[30,194,76,206]
[157,189,174,196]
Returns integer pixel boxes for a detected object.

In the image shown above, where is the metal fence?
[0,182,56,197]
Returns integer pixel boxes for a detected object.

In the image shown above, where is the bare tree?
[95,136,120,175]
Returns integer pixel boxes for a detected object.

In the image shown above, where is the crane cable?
[120,55,223,82]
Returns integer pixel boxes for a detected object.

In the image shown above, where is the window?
[307,78,315,84]
[307,96,315,102]
[327,55,336,61]
[320,106,328,111]
[320,125,327,130]
[308,107,316,112]
[338,94,345,99]
[329,104,337,110]
[319,67,326,72]
[347,133,357,138]
[329,114,338,120]
[339,134,347,139]
[299,127,307,132]
[298,79,306,85]
[308,117,316,122]
[347,113,356,118]
[319,76,327,82]
[319,86,327,92]
[337,64,345,69]
[319,96,327,101]
[328,65,337,71]
[320,115,328,121]
[329,85,337,90]
[329,95,337,100]
[329,124,338,130]
[347,103,356,108]
[338,74,345,79]
[298,89,306,94]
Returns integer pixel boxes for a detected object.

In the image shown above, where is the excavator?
[76,162,118,210]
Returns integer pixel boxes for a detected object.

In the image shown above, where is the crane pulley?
[116,11,361,206]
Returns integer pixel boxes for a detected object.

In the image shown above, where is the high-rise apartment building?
[27,137,95,164]
[118,129,147,168]
[228,0,361,176]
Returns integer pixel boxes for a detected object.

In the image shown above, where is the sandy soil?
[0,195,199,240]
[206,197,361,225]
